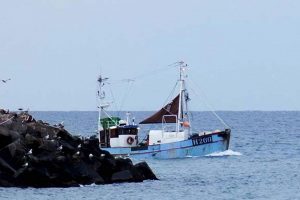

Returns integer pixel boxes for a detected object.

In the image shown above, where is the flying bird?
[1,78,11,83]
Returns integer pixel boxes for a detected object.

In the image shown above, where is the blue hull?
[102,131,230,159]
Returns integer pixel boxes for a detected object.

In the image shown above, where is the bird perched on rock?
[58,121,64,128]
[76,151,80,155]
[77,144,81,149]
[58,145,63,150]
[23,162,28,167]
[27,149,32,155]
[89,153,94,159]
[44,134,49,140]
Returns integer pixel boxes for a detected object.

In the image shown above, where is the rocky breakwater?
[0,109,157,187]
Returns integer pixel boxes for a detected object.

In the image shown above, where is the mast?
[97,75,109,132]
[177,61,191,133]
[178,61,185,132]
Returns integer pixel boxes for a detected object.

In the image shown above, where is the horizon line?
[25,110,300,112]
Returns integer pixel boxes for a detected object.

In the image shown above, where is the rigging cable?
[104,65,174,84]
[162,81,178,106]
[103,63,178,88]
[131,64,176,81]
[98,64,181,116]
[187,78,231,129]
[107,83,117,112]
[117,79,135,116]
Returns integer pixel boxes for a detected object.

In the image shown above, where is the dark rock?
[0,109,158,187]
[0,157,16,175]
[111,170,134,183]
[0,127,20,149]
[133,162,158,180]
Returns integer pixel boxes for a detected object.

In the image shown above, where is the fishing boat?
[97,62,231,159]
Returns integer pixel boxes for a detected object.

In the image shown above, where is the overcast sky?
[0,0,299,111]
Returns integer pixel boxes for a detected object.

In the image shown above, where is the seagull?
[44,134,49,139]
[58,145,63,150]
[76,151,80,155]
[58,121,64,128]
[1,78,11,83]
[23,162,28,167]
[89,153,94,159]
[77,144,81,148]
[27,149,32,155]
[100,153,105,157]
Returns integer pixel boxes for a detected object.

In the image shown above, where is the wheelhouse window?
[119,128,138,135]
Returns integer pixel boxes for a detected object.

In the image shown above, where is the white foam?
[185,155,199,158]
[205,149,242,157]
[79,183,97,187]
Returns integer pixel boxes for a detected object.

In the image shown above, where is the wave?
[205,149,242,157]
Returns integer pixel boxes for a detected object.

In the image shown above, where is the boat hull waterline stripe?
[104,141,222,156]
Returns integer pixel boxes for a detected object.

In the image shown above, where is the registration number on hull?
[192,135,213,146]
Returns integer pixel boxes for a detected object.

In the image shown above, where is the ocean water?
[1,111,300,200]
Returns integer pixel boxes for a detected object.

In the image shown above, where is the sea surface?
[0,111,299,200]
